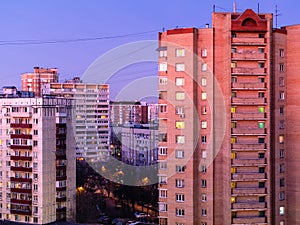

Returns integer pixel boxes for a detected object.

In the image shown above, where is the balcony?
[231,82,266,90]
[232,37,266,45]
[232,158,266,166]
[10,145,32,150]
[11,188,32,194]
[56,196,67,202]
[231,67,266,75]
[232,143,266,150]
[232,187,266,195]
[56,186,67,191]
[232,202,266,210]
[11,209,32,216]
[10,123,32,129]
[232,52,266,61]
[56,176,67,181]
[11,156,32,161]
[56,207,67,213]
[232,97,266,105]
[11,111,32,117]
[231,128,267,135]
[231,112,266,120]
[232,173,266,180]
[11,166,32,172]
[11,134,32,139]
[232,216,266,224]
[10,177,32,183]
[11,198,32,205]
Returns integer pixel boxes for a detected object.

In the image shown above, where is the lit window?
[258,122,265,128]
[258,107,265,113]
[176,92,185,100]
[201,77,207,86]
[202,49,207,57]
[159,63,167,72]
[175,150,184,159]
[159,49,167,58]
[280,221,285,225]
[201,121,207,129]
[201,63,207,71]
[176,135,185,144]
[231,107,236,113]
[159,77,168,85]
[176,63,185,72]
[176,121,185,129]
[176,49,185,57]
[231,62,237,68]
[201,92,207,100]
[279,135,284,143]
[176,77,184,86]
[279,206,285,215]
[202,151,207,159]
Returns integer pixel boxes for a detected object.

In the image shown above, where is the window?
[202,151,207,159]
[258,62,265,68]
[258,47,265,53]
[33,130,38,135]
[201,63,207,71]
[159,203,167,212]
[279,49,285,58]
[280,221,285,225]
[259,182,265,188]
[176,63,185,72]
[280,164,284,173]
[279,120,284,129]
[176,179,184,188]
[201,179,207,188]
[201,136,207,144]
[25,216,30,222]
[175,106,184,115]
[176,49,185,57]
[280,149,285,158]
[259,33,265,38]
[279,206,285,215]
[176,165,186,173]
[33,217,38,223]
[201,223,207,225]
[159,161,167,170]
[231,92,236,98]
[159,63,167,72]
[15,215,21,221]
[34,184,38,190]
[279,64,284,72]
[279,77,285,86]
[176,208,185,216]
[159,189,167,198]
[176,92,185,100]
[258,153,265,159]
[258,107,265,113]
[33,206,38,213]
[280,91,285,100]
[159,147,167,155]
[232,33,237,38]
[159,133,167,142]
[159,176,167,184]
[33,119,38,124]
[175,150,184,159]
[258,122,265,128]
[279,191,285,201]
[201,194,207,202]
[202,48,207,57]
[159,77,168,85]
[279,135,284,143]
[231,61,237,68]
[258,138,265,144]
[176,194,184,202]
[201,165,207,173]
[280,106,284,115]
[258,92,265,98]
[201,77,207,86]
[280,178,285,187]
[176,135,185,144]
[201,92,207,100]
[159,105,167,113]
[159,49,167,58]
[201,209,207,217]
[33,140,38,147]
[202,106,207,114]
[231,48,236,53]
[176,121,185,129]
[259,167,265,173]
[176,78,184,86]
[201,121,207,129]
[258,77,265,83]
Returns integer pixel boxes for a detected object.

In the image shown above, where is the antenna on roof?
[233,2,236,13]
[213,4,215,13]
[275,5,282,28]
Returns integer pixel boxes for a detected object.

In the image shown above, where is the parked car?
[134,212,150,219]
[97,215,111,224]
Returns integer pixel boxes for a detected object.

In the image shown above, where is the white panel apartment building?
[0,91,75,224]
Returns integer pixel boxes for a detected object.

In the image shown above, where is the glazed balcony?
[10,177,32,183]
[232,37,266,45]
[231,112,267,120]
[232,187,266,195]
[11,199,32,205]
[231,67,266,75]
[232,216,266,224]
[231,128,267,135]
[232,202,266,210]
[11,156,32,161]
[11,209,32,216]
[231,143,266,150]
[56,176,67,181]
[10,123,32,129]
[11,166,32,172]
[11,134,32,139]
[232,173,266,180]
[56,196,67,202]
[231,97,267,105]
[231,82,266,90]
[56,186,67,191]
[232,158,266,166]
[11,188,32,194]
[232,52,266,61]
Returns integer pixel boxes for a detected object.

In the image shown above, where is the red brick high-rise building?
[158,8,300,225]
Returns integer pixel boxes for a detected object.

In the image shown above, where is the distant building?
[21,67,59,97]
[0,87,75,224]
[121,124,158,166]
[44,81,110,162]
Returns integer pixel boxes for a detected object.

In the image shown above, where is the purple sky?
[0,0,299,100]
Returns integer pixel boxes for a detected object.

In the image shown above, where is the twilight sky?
[0,0,299,100]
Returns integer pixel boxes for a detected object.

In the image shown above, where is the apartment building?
[22,67,59,97]
[158,8,300,225]
[44,82,110,162]
[0,87,75,224]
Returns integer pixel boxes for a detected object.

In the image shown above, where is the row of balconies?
[10,156,32,161]
[232,173,266,180]
[232,67,266,75]
[11,134,32,139]
[231,112,266,120]
[232,216,266,224]
[232,187,266,195]
[11,123,32,129]
[11,166,32,172]
[231,52,267,61]
[10,145,32,150]
[232,97,267,105]
[232,37,266,45]
[232,202,266,210]
[231,158,266,166]
[10,177,32,183]
[231,128,267,135]
[11,209,32,216]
